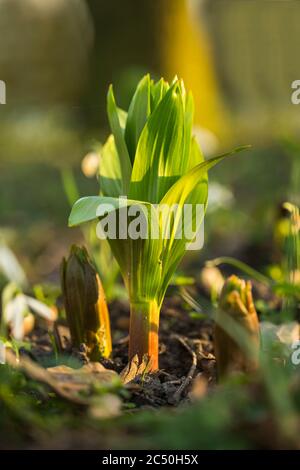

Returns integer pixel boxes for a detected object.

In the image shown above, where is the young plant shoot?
[61,245,112,360]
[69,75,248,370]
[214,275,260,378]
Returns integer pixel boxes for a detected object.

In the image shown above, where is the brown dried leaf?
[121,354,152,384]
[5,350,119,406]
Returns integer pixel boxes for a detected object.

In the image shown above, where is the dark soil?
[26,292,216,409]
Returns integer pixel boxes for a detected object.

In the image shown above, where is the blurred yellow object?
[160,0,229,141]
[275,218,292,244]
[81,152,99,178]
[268,265,284,283]
[200,266,224,299]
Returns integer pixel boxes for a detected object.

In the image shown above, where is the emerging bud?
[61,245,112,360]
[214,275,260,378]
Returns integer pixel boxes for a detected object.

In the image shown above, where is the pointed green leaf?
[161,146,250,209]
[150,78,169,111]
[129,82,186,204]
[107,85,132,193]
[117,107,127,130]
[99,135,122,197]
[125,74,151,162]
[189,135,204,169]
[157,145,250,302]
[184,92,195,168]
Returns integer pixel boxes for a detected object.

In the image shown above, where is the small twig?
[171,334,197,404]
[157,369,176,380]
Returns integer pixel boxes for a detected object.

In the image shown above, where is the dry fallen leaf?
[121,354,152,384]
[5,350,120,407]
[47,363,118,390]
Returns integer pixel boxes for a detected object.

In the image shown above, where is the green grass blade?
[206,256,271,286]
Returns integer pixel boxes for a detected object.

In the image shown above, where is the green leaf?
[129,82,186,204]
[150,78,169,111]
[189,135,204,169]
[206,256,271,286]
[108,219,162,301]
[107,86,132,193]
[99,135,122,197]
[184,92,195,168]
[158,140,207,301]
[161,146,250,209]
[117,107,127,130]
[157,145,250,302]
[125,74,151,163]
[69,196,129,227]
[69,195,163,301]
[69,195,153,227]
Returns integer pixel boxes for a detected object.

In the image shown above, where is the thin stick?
[171,334,197,403]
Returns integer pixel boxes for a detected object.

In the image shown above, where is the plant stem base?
[129,299,160,371]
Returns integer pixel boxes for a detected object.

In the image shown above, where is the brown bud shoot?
[61,245,112,360]
[214,275,260,378]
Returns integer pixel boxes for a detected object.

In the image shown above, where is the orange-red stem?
[128,300,160,371]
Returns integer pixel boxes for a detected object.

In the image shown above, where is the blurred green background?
[0,0,299,283]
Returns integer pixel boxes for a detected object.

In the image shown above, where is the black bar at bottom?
[0,449,298,465]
